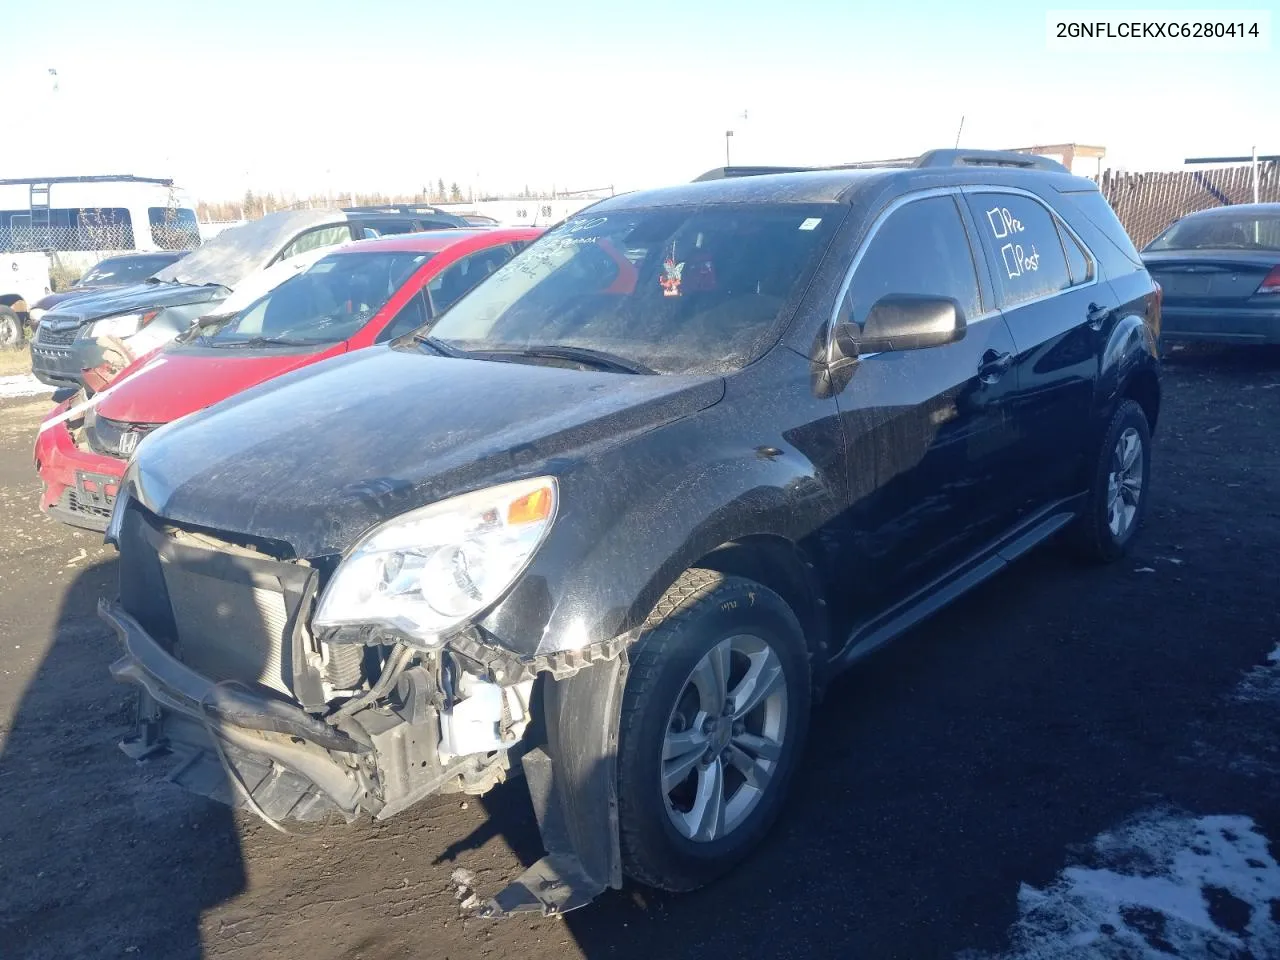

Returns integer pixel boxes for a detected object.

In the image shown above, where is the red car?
[35,227,543,531]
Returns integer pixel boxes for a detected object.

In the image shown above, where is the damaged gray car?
[102,151,1162,916]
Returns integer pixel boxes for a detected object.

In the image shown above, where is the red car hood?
[95,345,345,424]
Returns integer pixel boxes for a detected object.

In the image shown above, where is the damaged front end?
[103,480,629,918]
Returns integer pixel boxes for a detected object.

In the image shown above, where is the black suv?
[102,150,1161,916]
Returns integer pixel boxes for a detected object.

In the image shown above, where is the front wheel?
[616,568,811,892]
[0,306,24,349]
[1069,398,1152,562]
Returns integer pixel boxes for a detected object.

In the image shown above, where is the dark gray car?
[1142,204,1280,347]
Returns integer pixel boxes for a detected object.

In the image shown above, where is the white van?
[0,175,201,346]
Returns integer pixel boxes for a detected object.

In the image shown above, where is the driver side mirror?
[834,294,966,357]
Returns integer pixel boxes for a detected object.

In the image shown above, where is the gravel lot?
[1,349,1278,960]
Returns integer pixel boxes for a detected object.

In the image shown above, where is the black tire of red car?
[0,306,24,349]
[616,568,811,892]
[1069,398,1152,563]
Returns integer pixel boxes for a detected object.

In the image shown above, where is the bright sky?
[1,0,1276,202]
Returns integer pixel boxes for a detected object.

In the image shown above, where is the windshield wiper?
[411,333,469,358]
[472,344,656,375]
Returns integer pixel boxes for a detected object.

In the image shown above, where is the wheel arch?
[1121,365,1160,434]
[691,534,831,688]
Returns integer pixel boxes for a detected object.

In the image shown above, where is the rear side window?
[277,224,354,262]
[366,221,419,236]
[846,195,982,324]
[967,193,1071,307]
[426,245,518,315]
[377,291,430,342]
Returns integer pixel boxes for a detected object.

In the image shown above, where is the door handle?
[1087,302,1111,331]
[978,349,1013,382]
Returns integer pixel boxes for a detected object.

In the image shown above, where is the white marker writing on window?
[987,206,1024,240]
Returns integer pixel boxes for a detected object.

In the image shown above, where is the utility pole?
[1252,145,1260,204]
[1184,152,1278,206]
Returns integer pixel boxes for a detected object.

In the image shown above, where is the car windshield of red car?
[196,250,431,347]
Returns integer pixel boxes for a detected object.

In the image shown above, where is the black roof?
[693,150,1069,182]
[597,150,1093,214]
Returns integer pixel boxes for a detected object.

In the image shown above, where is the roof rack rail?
[693,165,818,181]
[340,204,452,215]
[913,149,1069,173]
[693,149,1069,184]
[0,174,175,187]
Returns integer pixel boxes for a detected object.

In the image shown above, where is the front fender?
[475,388,842,660]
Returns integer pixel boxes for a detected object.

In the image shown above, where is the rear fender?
[1096,312,1160,424]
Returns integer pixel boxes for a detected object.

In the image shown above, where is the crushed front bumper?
[35,416,126,533]
[101,599,370,820]
[30,335,106,388]
[100,593,632,917]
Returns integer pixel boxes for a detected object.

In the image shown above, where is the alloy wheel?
[661,633,789,842]
[1107,426,1144,538]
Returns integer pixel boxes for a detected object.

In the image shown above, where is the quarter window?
[1057,220,1094,285]
[969,193,1072,307]
[845,195,982,327]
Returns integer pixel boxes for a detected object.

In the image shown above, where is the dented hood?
[95,344,345,424]
[127,345,725,556]
[39,281,227,324]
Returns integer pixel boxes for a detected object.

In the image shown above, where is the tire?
[0,306,23,349]
[1069,399,1152,563]
[617,568,811,892]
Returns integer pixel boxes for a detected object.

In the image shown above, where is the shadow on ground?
[0,558,246,960]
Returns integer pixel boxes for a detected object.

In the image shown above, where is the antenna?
[954,115,965,149]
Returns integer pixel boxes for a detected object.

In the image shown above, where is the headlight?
[82,310,159,339]
[314,476,558,645]
[28,307,45,324]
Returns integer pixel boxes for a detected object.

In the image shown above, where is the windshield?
[79,253,183,286]
[190,250,431,347]
[425,203,843,375]
[1146,212,1280,252]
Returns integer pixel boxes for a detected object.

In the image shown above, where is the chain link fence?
[1,222,200,254]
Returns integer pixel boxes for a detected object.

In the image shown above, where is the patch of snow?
[0,374,51,399]
[1235,644,1280,704]
[962,811,1280,959]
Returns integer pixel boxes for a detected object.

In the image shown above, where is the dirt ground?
[1,348,1278,960]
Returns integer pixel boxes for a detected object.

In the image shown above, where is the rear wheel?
[617,568,810,892]
[0,306,24,349]
[1070,399,1152,562]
